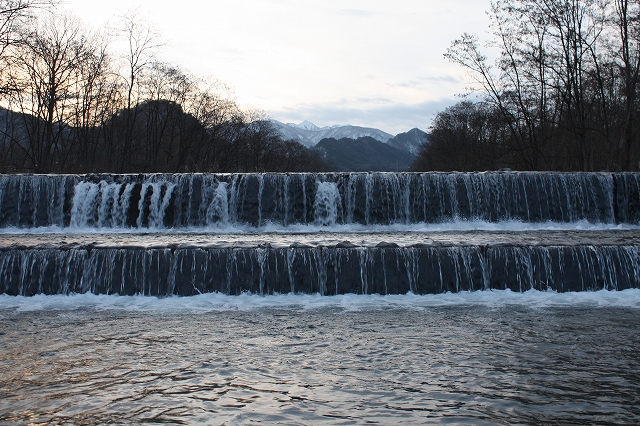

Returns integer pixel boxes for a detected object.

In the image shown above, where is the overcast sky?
[60,0,492,135]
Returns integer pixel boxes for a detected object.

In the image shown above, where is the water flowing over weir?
[1,172,640,228]
[1,240,639,296]
[0,172,640,296]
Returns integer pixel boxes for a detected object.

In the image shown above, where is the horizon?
[275,119,421,136]
[59,0,492,135]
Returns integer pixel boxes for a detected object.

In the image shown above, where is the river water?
[1,292,639,425]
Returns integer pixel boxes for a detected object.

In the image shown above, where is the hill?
[386,128,428,155]
[313,136,415,172]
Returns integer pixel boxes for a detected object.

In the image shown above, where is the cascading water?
[1,172,638,229]
[313,181,341,226]
[1,241,638,296]
[205,182,230,226]
[0,172,639,296]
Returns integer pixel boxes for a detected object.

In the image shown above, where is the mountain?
[386,128,428,155]
[313,136,415,172]
[315,125,394,145]
[286,120,323,131]
[271,120,394,148]
[0,106,43,151]
[270,120,315,146]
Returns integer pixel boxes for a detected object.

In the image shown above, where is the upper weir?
[0,172,639,229]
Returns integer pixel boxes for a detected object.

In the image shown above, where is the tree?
[413,101,506,171]
[0,8,328,174]
[0,0,54,56]
[613,0,640,169]
[116,8,161,171]
[443,0,640,171]
[66,29,121,172]
[4,12,104,171]
[0,0,55,97]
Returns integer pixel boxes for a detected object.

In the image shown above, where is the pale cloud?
[387,81,423,89]
[338,9,375,17]
[420,75,464,84]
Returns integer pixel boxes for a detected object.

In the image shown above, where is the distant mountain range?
[271,120,426,155]
[271,120,428,171]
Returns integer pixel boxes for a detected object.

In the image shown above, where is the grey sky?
[61,0,492,134]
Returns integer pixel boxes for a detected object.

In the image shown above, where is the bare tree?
[116,8,162,171]
[4,12,99,171]
[413,101,505,171]
[0,0,54,56]
[0,0,55,98]
[66,29,121,172]
[189,82,244,171]
[444,0,631,171]
[612,0,640,169]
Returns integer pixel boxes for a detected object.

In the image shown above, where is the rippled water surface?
[2,229,640,249]
[1,296,639,424]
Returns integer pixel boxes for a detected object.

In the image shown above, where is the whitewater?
[2,288,640,312]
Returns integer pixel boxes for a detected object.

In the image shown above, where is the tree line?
[414,0,640,172]
[0,1,326,173]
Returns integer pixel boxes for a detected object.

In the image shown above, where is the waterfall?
[1,244,638,296]
[206,182,229,226]
[1,172,639,297]
[146,183,176,228]
[1,172,637,229]
[70,181,101,228]
[313,181,341,226]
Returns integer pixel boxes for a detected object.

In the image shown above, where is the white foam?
[1,289,640,313]
[0,220,638,235]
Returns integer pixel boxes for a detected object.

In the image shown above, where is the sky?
[60,0,492,135]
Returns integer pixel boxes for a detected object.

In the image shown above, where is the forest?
[414,0,640,172]
[0,1,326,173]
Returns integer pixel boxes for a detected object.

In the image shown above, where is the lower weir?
[2,231,639,296]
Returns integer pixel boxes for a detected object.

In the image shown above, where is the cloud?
[354,97,395,105]
[271,98,459,135]
[387,81,423,89]
[338,9,375,17]
[419,75,464,84]
[383,76,466,92]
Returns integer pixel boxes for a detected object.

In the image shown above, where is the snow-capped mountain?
[286,120,323,132]
[271,120,395,148]
[317,126,395,144]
